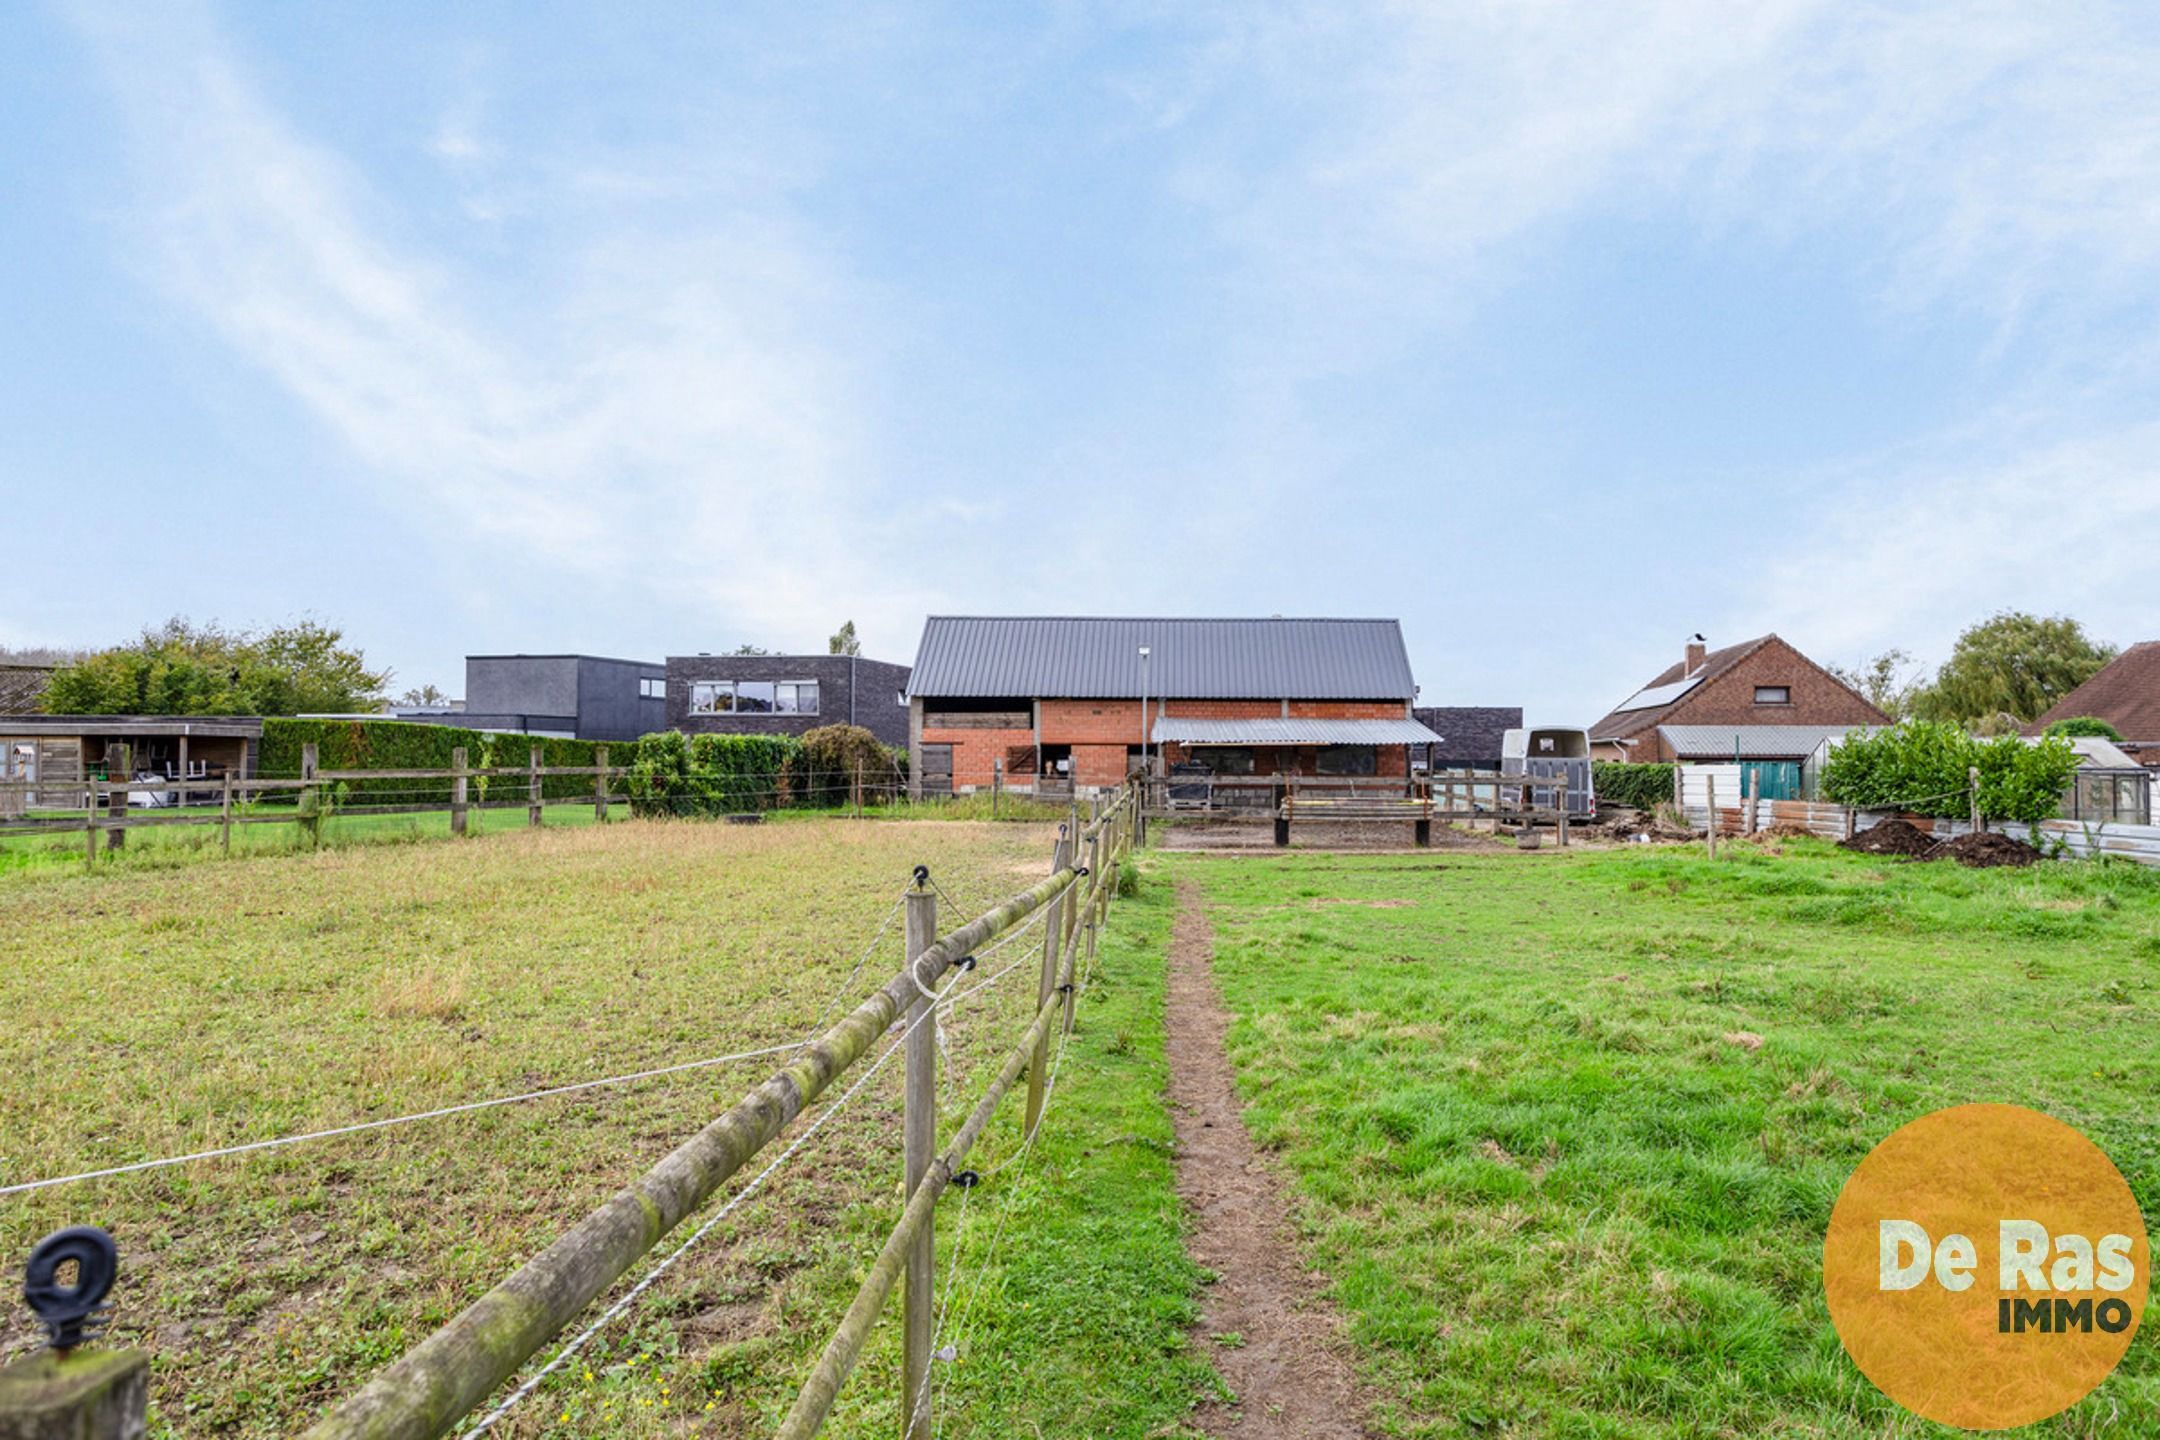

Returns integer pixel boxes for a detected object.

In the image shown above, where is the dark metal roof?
[907,617,1417,700]
[0,715,265,739]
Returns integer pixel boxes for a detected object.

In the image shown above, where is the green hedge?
[620,727,907,817]
[259,718,617,807]
[1591,761,1675,812]
[1819,721,2081,823]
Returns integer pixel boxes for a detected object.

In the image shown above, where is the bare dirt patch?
[1165,881,1374,1438]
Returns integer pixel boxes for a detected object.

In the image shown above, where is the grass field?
[0,818,1203,1437]
[0,792,1072,877]
[1178,838,2160,1438]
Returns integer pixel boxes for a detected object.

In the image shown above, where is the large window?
[689,680,818,715]
[1754,685,1792,705]
[1316,745,1377,776]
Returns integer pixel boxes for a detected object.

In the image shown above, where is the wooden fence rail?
[298,785,1140,1440]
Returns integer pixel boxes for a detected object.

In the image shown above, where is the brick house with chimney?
[1588,634,1889,763]
[905,616,1438,797]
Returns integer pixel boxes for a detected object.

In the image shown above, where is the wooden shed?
[0,716,262,816]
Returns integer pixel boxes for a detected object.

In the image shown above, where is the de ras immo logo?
[1824,1104,2149,1430]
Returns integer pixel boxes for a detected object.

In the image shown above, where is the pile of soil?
[1930,830,2043,869]
[1838,818,1938,857]
[1757,822,1818,840]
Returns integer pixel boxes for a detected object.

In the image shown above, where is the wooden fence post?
[1069,830,1100,1035]
[83,785,97,871]
[1968,765,1982,833]
[901,881,938,1440]
[1025,825,1072,1137]
[1748,768,1761,836]
[451,747,469,837]
[528,745,543,828]
[220,771,234,856]
[853,759,863,819]
[300,742,320,848]
[1556,775,1569,847]
[594,746,610,823]
[106,744,130,853]
[992,758,1002,819]
[1704,772,1717,858]
[0,1347,149,1439]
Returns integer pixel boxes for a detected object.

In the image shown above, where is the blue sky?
[5,2,2157,719]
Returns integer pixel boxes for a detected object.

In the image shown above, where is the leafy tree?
[42,617,389,716]
[729,643,772,656]
[828,620,861,657]
[1909,612,2114,728]
[1828,649,1921,720]
[2044,716,2123,741]
[397,684,452,708]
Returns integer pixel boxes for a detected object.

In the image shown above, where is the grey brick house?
[666,654,912,747]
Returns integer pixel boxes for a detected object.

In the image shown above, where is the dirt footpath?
[1165,880,1375,1438]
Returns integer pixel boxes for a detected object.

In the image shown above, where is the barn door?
[919,743,953,798]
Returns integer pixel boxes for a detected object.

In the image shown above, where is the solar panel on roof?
[1611,676,1704,713]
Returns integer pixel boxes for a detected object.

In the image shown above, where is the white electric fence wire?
[0,1040,805,1198]
[464,917,1044,1436]
[460,1016,917,1437]
[4,886,916,1199]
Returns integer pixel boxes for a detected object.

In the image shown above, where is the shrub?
[1591,762,1674,812]
[2045,716,2124,741]
[1116,858,1140,898]
[792,725,904,808]
[1819,722,2081,824]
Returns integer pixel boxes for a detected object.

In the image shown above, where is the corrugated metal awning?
[1656,724,1884,759]
[1150,716,1443,746]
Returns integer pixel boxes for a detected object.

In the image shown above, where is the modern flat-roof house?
[905,616,1437,797]
[459,654,666,742]
[666,653,912,747]
[1589,634,1889,763]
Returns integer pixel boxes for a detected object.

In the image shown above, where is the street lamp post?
[1138,645,1152,781]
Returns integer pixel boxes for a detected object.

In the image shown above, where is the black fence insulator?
[911,864,930,888]
[24,1225,118,1350]
[949,1170,981,1189]
[953,955,977,972]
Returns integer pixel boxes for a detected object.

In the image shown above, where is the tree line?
[1831,611,2122,736]
[20,616,875,716]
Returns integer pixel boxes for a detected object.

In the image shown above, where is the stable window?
[774,681,819,715]
[1199,747,1256,775]
[1316,745,1378,776]
[1754,686,1792,705]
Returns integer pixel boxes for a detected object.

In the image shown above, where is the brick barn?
[904,616,1439,798]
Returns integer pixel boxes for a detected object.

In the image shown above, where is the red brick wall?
[1072,743,1129,787]
[920,724,1033,789]
[925,696,1415,788]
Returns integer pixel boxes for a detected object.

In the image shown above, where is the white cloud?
[67,1,937,650]
[1745,422,2160,668]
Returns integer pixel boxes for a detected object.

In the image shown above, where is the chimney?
[1684,634,1707,675]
